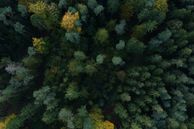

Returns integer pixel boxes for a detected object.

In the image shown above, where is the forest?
[1,0,194,129]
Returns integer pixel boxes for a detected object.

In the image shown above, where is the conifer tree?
[1,0,194,129]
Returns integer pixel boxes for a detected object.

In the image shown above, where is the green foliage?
[74,51,86,61]
[59,108,75,129]
[6,104,39,129]
[114,104,128,119]
[112,56,123,65]
[13,22,25,34]
[132,20,158,39]
[65,32,80,43]
[115,20,126,35]
[65,83,80,100]
[95,28,109,43]
[1,0,194,129]
[120,0,134,20]
[0,6,12,25]
[94,5,104,16]
[87,0,97,9]
[29,1,59,30]
[17,4,27,17]
[58,0,67,9]
[107,0,120,14]
[116,40,125,50]
[96,54,106,64]
[126,38,145,54]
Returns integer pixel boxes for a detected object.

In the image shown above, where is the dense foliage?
[1,0,194,129]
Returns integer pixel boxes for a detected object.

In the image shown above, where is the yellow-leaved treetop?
[0,114,16,129]
[32,38,46,53]
[154,0,168,13]
[61,12,81,32]
[28,1,47,14]
[94,120,114,129]
[102,121,114,129]
[90,110,114,129]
